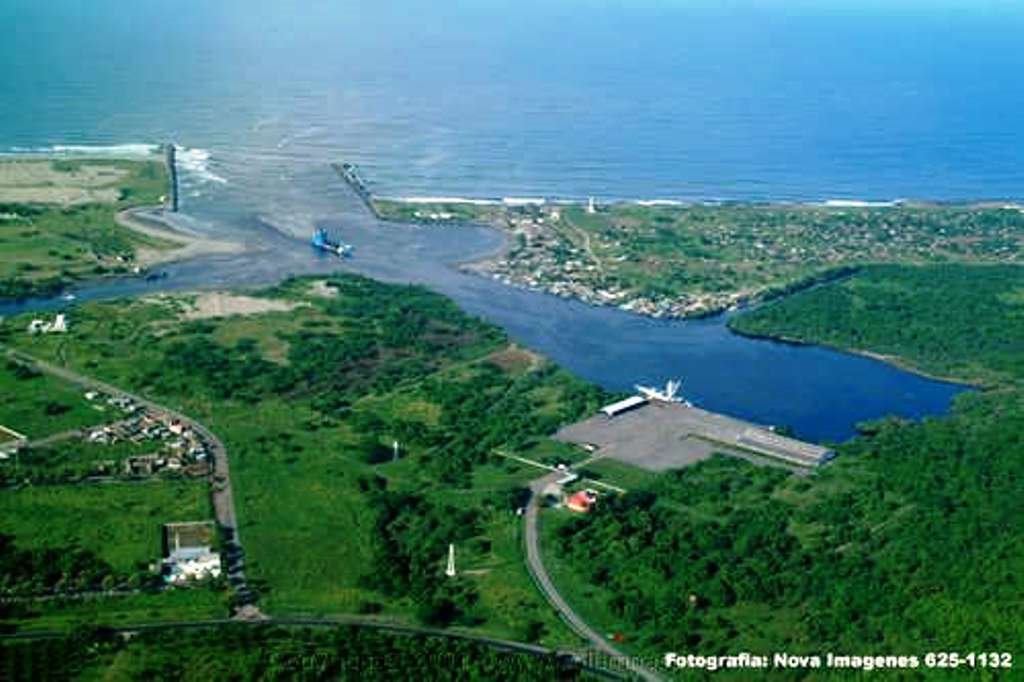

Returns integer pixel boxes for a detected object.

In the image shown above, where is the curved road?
[526,473,663,682]
[0,615,627,679]
[2,346,262,618]
[4,344,654,677]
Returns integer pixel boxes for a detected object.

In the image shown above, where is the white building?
[600,395,648,418]
[165,552,222,584]
[163,522,222,584]
[27,314,68,334]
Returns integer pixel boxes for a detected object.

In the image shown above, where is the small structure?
[162,522,221,584]
[27,314,68,334]
[445,543,457,578]
[556,471,579,486]
[124,454,161,476]
[566,489,598,513]
[600,395,648,418]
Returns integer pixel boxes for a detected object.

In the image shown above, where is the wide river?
[3,0,994,441]
[0,167,967,444]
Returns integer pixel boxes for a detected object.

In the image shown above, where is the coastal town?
[374,194,1024,318]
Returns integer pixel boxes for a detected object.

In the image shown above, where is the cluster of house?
[27,314,68,334]
[83,391,212,478]
[475,210,733,319]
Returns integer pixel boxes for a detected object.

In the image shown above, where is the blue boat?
[311,227,353,257]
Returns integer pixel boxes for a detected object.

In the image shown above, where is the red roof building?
[566,489,598,513]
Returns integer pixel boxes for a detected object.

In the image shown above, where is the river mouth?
[0,173,969,444]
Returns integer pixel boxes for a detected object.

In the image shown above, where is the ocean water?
[2,0,1023,205]
[0,0,995,440]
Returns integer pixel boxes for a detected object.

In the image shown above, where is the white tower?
[445,543,456,578]
[587,196,596,214]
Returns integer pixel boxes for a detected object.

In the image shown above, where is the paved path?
[2,346,262,618]
[524,472,662,682]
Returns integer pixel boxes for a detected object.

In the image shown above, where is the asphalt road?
[525,472,663,682]
[3,344,655,678]
[0,615,628,679]
[2,346,262,618]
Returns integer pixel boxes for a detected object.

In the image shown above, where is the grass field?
[3,590,227,633]
[0,158,176,300]
[373,198,504,225]
[0,479,211,573]
[574,458,659,491]
[0,360,111,439]
[0,275,605,645]
[2,437,169,485]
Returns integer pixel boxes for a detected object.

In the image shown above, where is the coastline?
[378,194,1024,212]
[115,207,245,267]
[340,164,1023,323]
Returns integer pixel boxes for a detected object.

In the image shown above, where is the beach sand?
[116,207,245,267]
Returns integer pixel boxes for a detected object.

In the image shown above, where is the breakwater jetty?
[164,143,179,212]
[331,162,378,218]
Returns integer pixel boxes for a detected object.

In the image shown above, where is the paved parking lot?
[555,402,831,471]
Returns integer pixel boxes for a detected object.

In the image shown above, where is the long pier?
[331,162,380,218]
[164,143,179,212]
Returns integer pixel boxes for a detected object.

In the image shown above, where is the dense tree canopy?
[553,264,1024,662]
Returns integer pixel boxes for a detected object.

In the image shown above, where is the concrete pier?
[164,143,179,212]
[331,162,379,218]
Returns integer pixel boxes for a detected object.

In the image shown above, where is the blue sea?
[2,0,1011,441]
[2,0,1023,204]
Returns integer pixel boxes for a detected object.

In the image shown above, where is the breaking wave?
[0,143,160,158]
[175,146,228,185]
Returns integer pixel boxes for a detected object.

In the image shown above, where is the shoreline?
[115,207,245,267]
[378,194,1024,212]
[341,164,1024,322]
[726,324,981,388]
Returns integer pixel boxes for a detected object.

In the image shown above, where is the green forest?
[730,263,1024,384]
[0,625,595,681]
[548,263,1024,669]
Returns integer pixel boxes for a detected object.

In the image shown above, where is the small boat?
[312,227,353,257]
